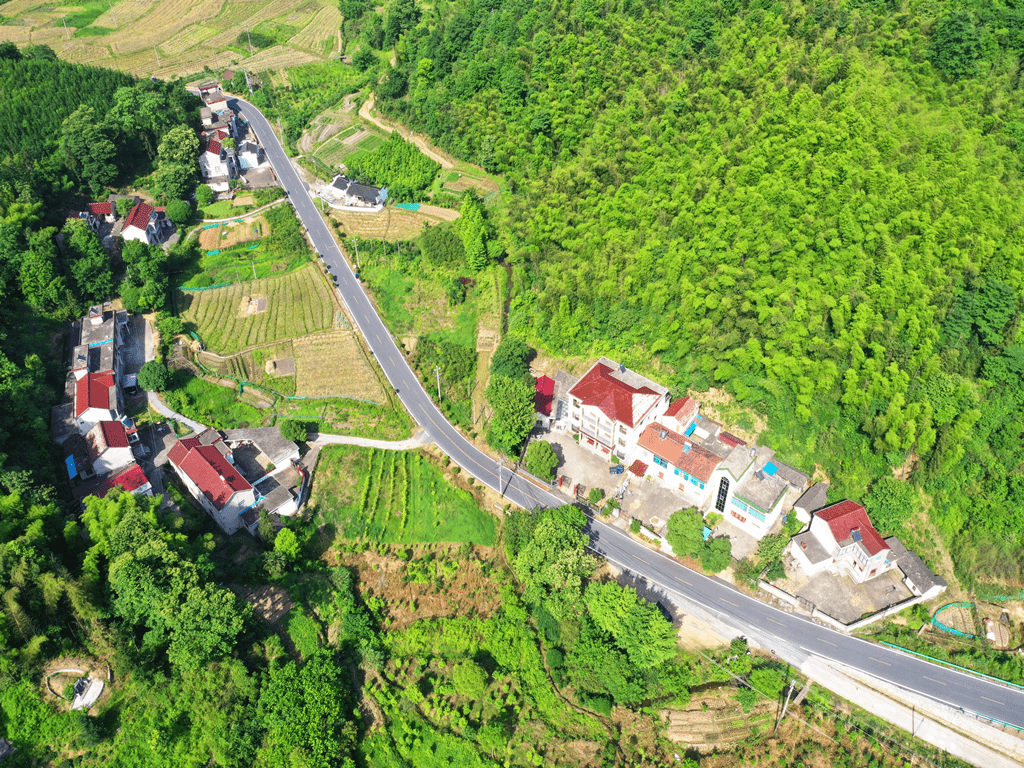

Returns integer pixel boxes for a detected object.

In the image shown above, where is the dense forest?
[367,0,1024,588]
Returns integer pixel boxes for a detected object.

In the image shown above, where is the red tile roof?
[96,463,150,497]
[638,423,722,483]
[817,501,888,556]
[75,372,115,416]
[124,202,154,231]
[87,202,112,215]
[719,431,746,448]
[85,420,129,459]
[206,138,222,156]
[628,459,648,477]
[534,375,555,416]
[664,397,694,419]
[169,435,251,510]
[568,362,661,428]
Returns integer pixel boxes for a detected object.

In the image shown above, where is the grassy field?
[308,446,497,545]
[179,263,339,354]
[293,331,386,401]
[161,371,267,429]
[0,0,340,79]
[276,396,412,440]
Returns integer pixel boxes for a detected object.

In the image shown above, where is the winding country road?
[229,96,1024,734]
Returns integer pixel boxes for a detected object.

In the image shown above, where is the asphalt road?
[231,96,1024,730]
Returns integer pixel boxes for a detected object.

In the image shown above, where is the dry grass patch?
[198,215,268,249]
[330,206,457,242]
[293,331,385,401]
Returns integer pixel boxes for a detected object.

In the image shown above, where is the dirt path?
[359,95,456,170]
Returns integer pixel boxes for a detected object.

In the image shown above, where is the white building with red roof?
[789,500,894,583]
[568,357,670,462]
[75,371,120,426]
[84,420,134,474]
[168,429,256,534]
[120,201,173,245]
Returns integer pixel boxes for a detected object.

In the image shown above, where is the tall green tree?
[60,105,118,189]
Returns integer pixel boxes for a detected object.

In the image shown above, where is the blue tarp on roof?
[65,455,77,479]
[685,423,696,436]
[764,462,778,476]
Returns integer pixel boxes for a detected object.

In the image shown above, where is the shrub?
[524,440,558,481]
[165,199,193,224]
[195,184,214,207]
[545,648,564,668]
[280,419,310,442]
[138,360,170,391]
[588,487,605,505]
[629,518,641,534]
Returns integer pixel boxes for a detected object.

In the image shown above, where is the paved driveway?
[541,431,687,533]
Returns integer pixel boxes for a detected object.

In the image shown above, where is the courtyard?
[775,561,913,624]
[538,431,690,534]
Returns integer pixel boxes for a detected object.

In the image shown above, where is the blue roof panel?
[764,462,778,476]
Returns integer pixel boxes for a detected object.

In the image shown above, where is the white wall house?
[568,357,670,463]
[121,202,173,245]
[168,430,256,535]
[789,500,894,583]
[84,421,134,474]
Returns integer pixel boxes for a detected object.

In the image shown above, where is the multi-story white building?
[567,357,670,462]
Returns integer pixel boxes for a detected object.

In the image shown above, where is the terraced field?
[0,0,340,79]
[179,263,338,354]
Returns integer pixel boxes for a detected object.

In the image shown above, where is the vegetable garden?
[309,446,497,545]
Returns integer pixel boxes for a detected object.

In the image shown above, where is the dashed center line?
[634,556,651,565]
[980,696,1005,706]
[767,618,785,626]
[817,638,838,647]
[923,676,946,686]
[869,657,891,666]
[720,598,739,607]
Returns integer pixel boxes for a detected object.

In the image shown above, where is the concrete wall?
[758,580,801,607]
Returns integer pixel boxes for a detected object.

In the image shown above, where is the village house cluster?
[50,305,152,502]
[541,357,945,598]
[196,83,275,194]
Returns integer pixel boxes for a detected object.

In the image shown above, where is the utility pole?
[497,458,505,497]
[245,23,254,56]
[434,366,441,400]
[153,44,161,68]
[108,0,117,28]
[251,260,257,280]
[62,15,70,39]
[354,238,360,269]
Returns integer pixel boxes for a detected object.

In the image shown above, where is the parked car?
[609,464,624,475]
